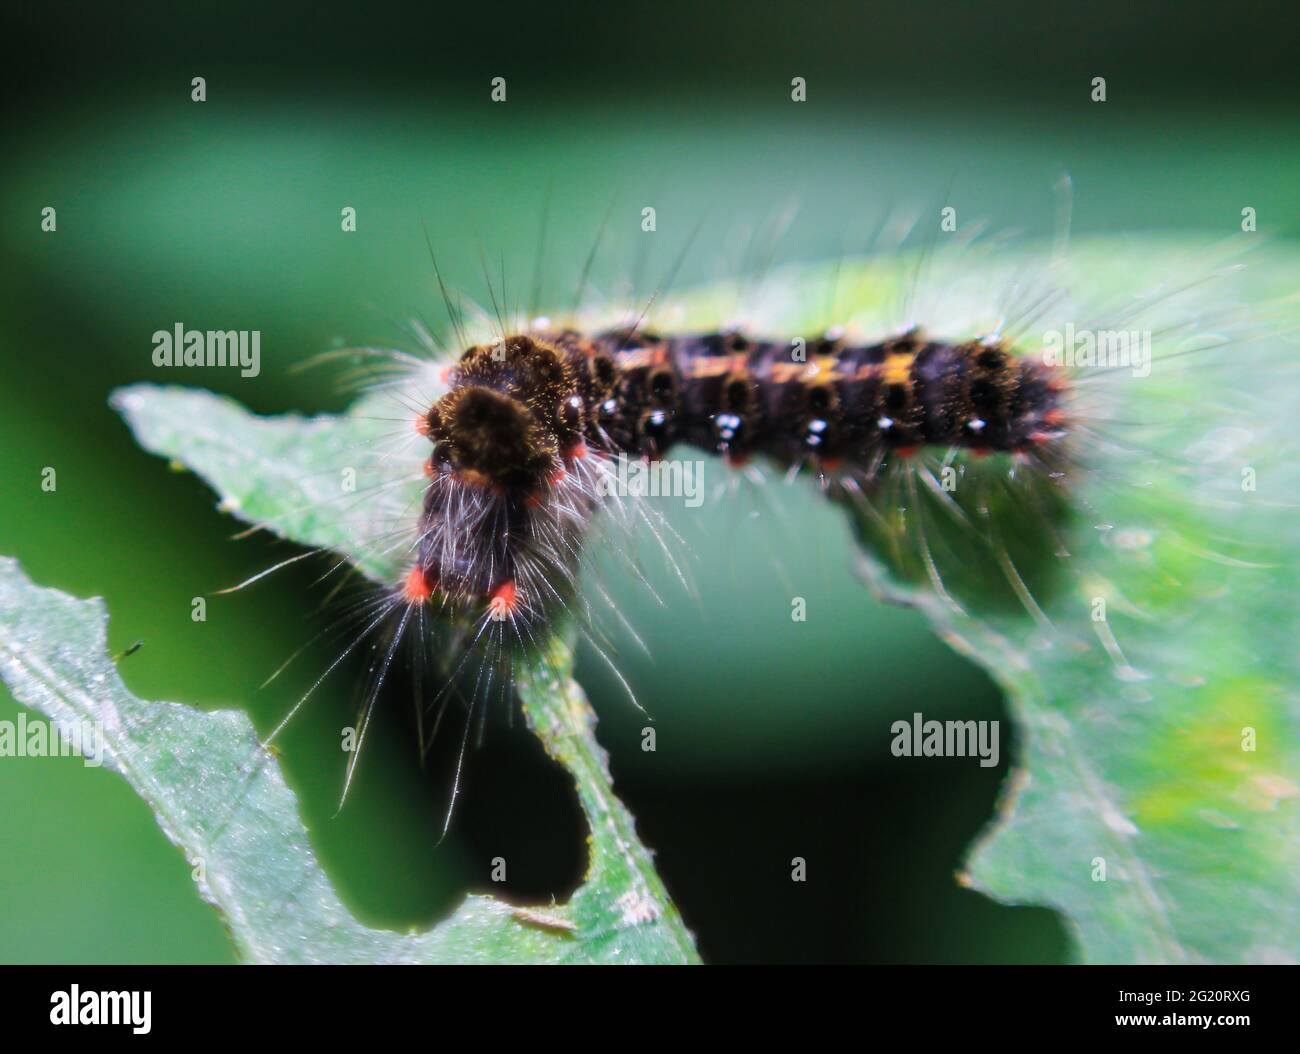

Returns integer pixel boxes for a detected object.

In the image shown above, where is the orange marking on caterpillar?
[895,446,919,458]
[454,468,493,487]
[547,466,567,486]
[805,354,841,385]
[488,580,517,621]
[616,350,654,369]
[691,359,729,379]
[690,353,749,379]
[882,354,915,386]
[820,457,843,471]
[403,566,436,604]
[564,442,588,461]
[415,414,431,436]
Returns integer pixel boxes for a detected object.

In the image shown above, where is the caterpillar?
[231,219,1275,822]
[408,324,1067,646]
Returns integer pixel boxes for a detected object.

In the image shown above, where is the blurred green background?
[1,2,1295,963]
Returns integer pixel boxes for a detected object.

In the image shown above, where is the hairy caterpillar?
[408,324,1065,644]
[210,215,1278,824]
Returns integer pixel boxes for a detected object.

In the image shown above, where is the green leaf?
[0,555,696,963]
[823,239,1300,964]
[106,235,1298,965]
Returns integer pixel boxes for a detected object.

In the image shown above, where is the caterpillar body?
[408,325,1067,645]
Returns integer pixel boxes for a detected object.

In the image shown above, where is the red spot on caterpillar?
[1044,408,1066,426]
[415,414,431,436]
[547,465,567,486]
[564,442,588,461]
[725,452,750,468]
[403,566,435,604]
[819,457,843,471]
[524,492,542,509]
[488,579,518,619]
[971,448,991,458]
[438,365,454,386]
[895,446,919,458]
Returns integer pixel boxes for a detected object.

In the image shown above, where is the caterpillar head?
[407,334,596,626]
[420,334,585,490]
